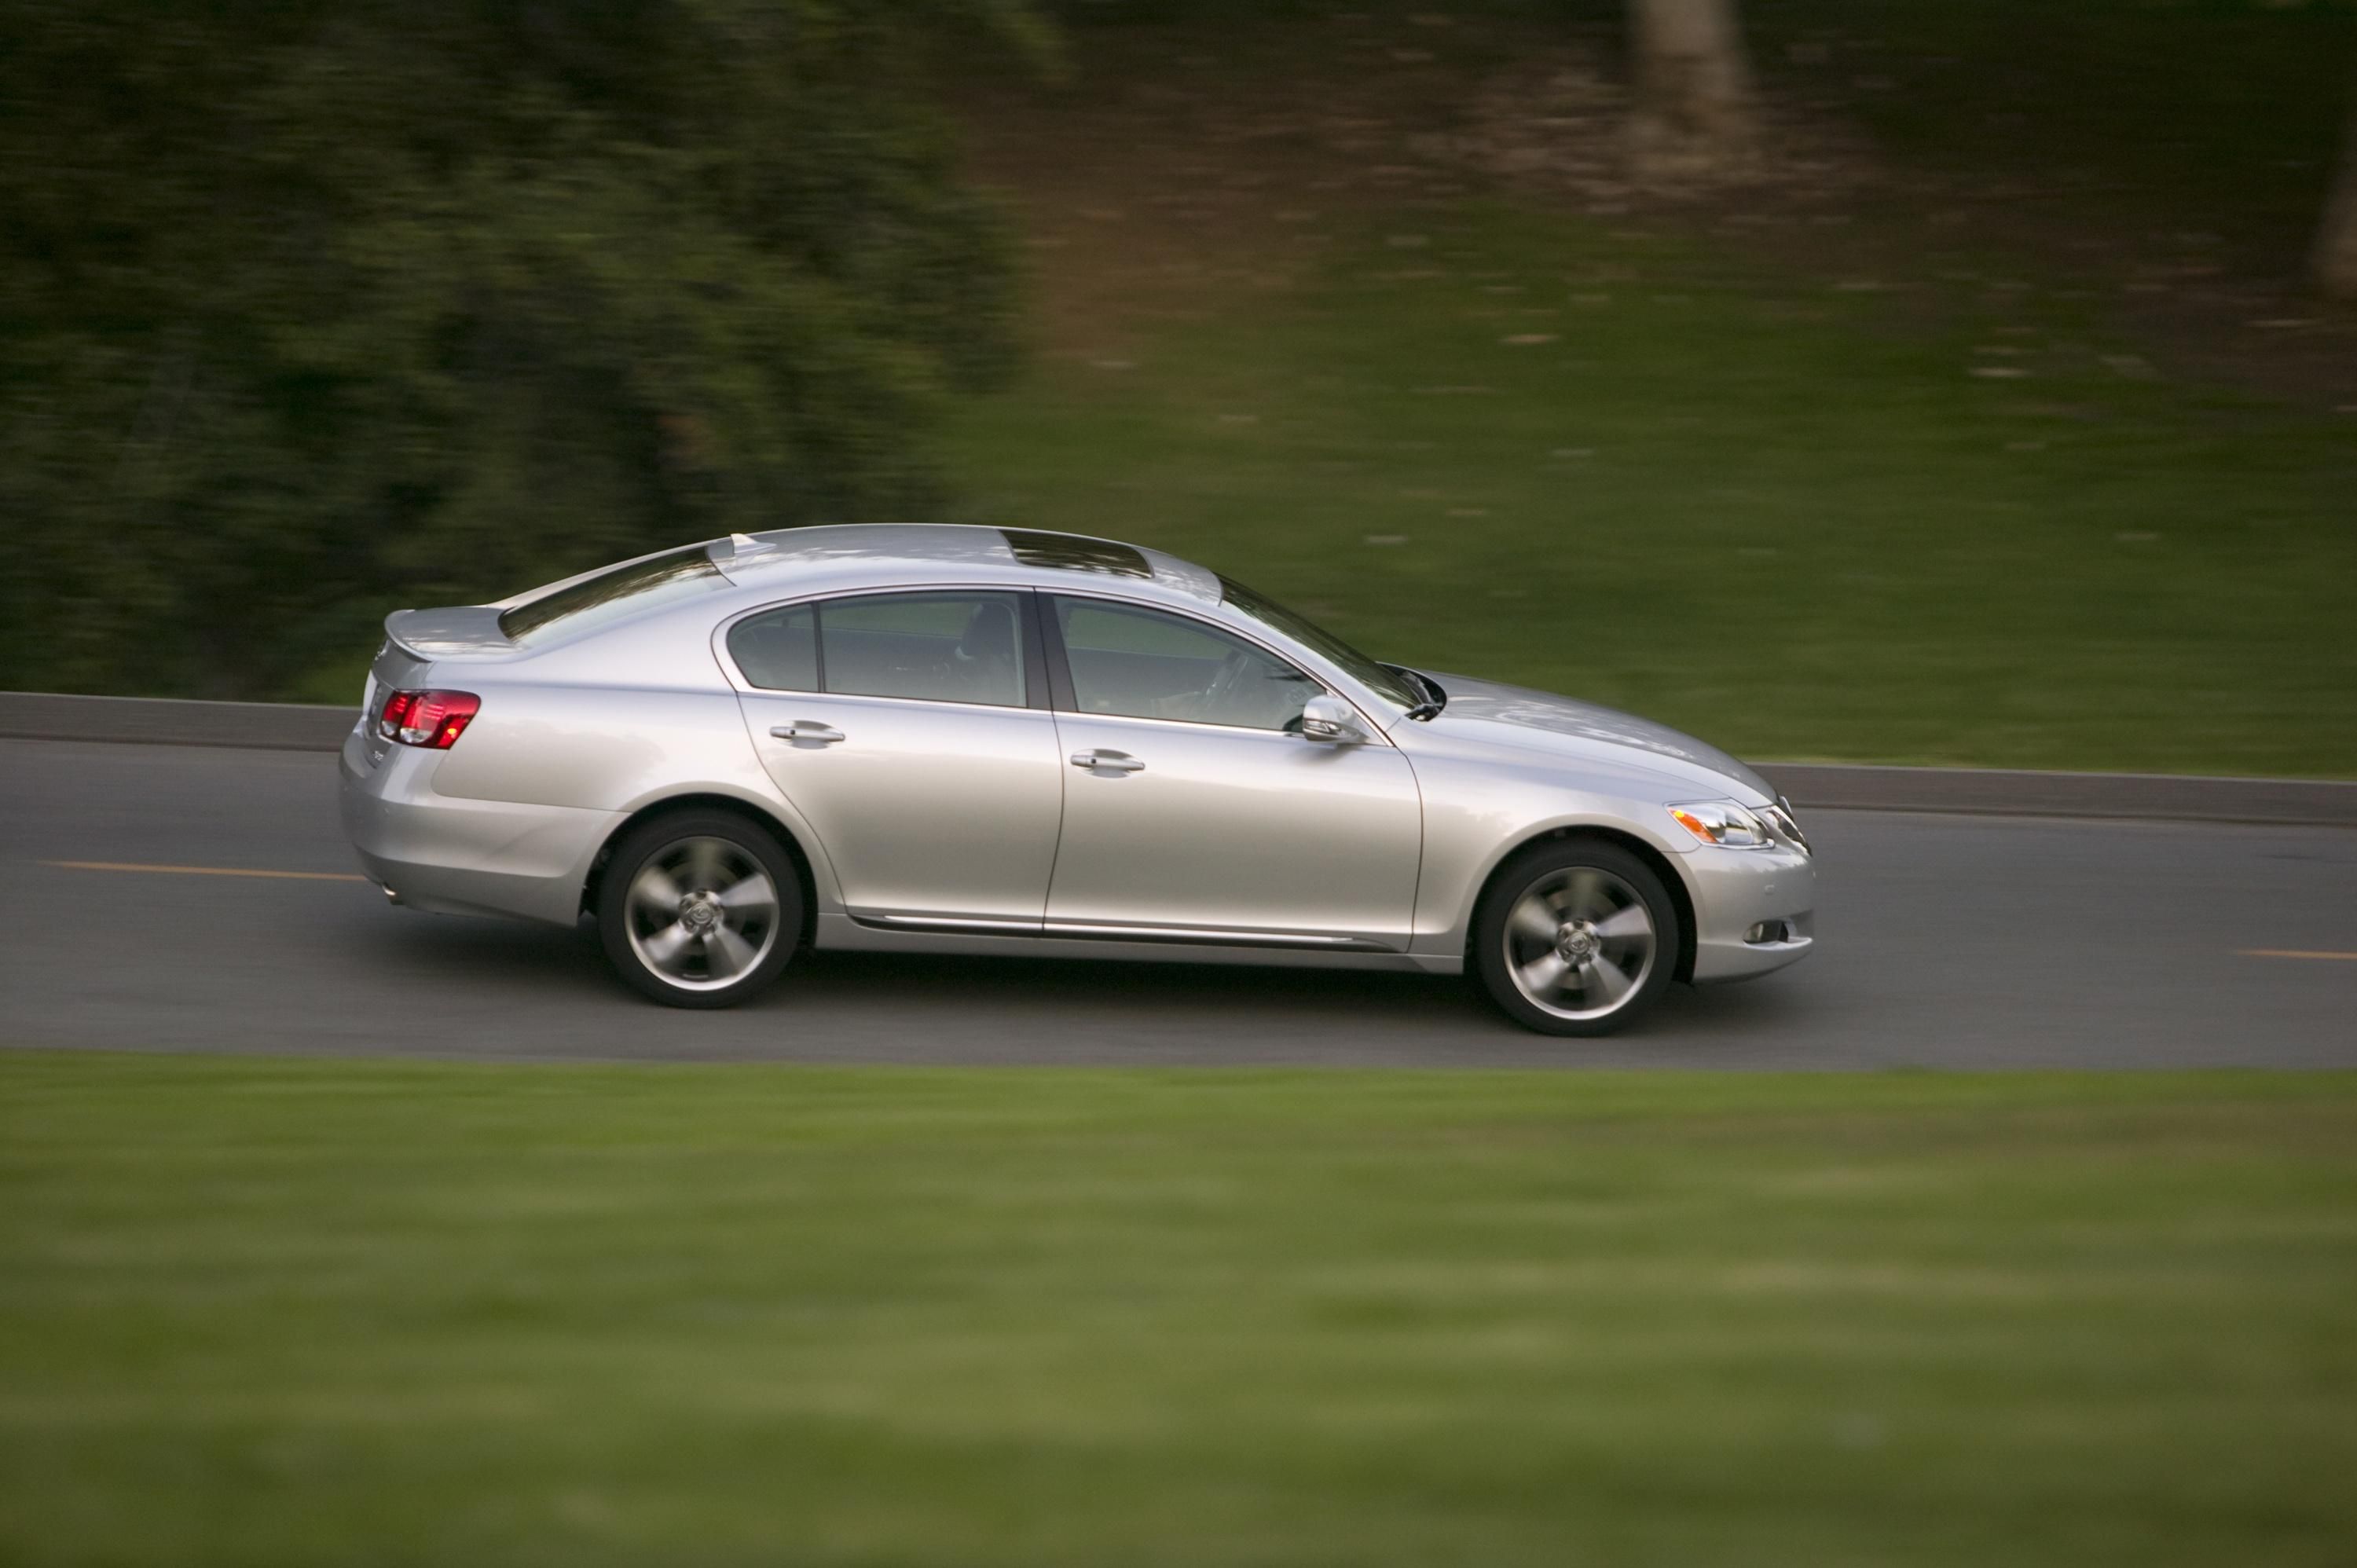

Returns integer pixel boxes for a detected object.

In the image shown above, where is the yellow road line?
[41,860,368,883]
[2238,948,2357,962]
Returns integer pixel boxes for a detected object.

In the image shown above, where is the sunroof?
[1001,529,1153,578]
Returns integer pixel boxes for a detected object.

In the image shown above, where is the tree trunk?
[1627,0,1757,182]
[2318,65,2357,299]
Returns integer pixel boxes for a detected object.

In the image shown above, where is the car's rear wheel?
[596,811,802,1009]
[1473,840,1680,1036]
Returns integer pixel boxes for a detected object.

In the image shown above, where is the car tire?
[596,810,804,1009]
[1473,839,1681,1037]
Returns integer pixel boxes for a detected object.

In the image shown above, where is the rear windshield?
[497,545,725,646]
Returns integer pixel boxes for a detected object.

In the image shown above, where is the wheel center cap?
[680,895,721,933]
[1556,923,1598,963]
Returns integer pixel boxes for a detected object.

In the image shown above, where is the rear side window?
[727,605,816,691]
[497,545,724,646]
[731,592,1026,708]
[825,592,1025,707]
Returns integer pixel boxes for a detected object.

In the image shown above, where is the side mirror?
[1299,694,1369,745]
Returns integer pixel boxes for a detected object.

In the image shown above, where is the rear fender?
[423,683,845,915]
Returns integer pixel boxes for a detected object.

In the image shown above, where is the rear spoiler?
[383,606,515,661]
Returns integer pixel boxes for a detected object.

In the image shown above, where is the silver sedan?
[340,526,1813,1035]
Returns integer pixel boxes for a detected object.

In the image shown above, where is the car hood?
[1409,672,1774,802]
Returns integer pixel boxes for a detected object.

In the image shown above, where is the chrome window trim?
[730,687,1045,720]
[712,581,1398,743]
[1028,704,1350,746]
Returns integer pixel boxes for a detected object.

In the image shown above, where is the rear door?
[731,589,1065,929]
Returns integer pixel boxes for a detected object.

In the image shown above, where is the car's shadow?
[372,911,1809,1058]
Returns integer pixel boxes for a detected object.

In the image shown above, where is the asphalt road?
[4,738,2353,1069]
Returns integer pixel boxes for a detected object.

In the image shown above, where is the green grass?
[943,201,2357,775]
[5,1052,2355,1566]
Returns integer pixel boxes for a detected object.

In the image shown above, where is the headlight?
[1667,800,1775,849]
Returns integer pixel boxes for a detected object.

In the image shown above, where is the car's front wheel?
[596,811,803,1009]
[1473,839,1680,1036]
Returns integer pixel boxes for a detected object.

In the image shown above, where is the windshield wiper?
[1390,665,1446,720]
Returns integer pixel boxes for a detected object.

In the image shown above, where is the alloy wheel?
[623,834,782,991]
[1501,866,1658,1023]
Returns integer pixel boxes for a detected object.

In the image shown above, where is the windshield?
[1217,575,1423,710]
[497,544,726,646]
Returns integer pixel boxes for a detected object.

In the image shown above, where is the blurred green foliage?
[0,0,1040,697]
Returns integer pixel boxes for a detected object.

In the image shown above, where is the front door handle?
[772,721,845,745]
[1070,749,1145,773]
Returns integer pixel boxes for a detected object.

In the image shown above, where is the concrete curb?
[0,691,355,753]
[1754,763,2357,830]
[7,690,2355,827]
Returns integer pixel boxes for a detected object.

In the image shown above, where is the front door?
[1041,594,1422,948]
[731,589,1063,925]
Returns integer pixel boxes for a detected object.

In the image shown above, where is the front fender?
[1398,748,1702,962]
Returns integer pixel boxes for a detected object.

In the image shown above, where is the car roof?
[714,525,1226,606]
[460,522,1413,721]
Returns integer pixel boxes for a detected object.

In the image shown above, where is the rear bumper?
[1684,841,1816,983]
[339,727,618,926]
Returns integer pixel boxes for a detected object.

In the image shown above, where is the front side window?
[1053,597,1318,731]
[817,592,1025,708]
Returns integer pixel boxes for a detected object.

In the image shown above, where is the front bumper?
[339,726,618,926]
[1683,839,1816,983]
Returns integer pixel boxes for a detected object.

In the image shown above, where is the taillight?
[376,689,480,749]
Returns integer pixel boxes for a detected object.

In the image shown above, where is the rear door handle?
[1070,749,1145,773]
[772,721,845,745]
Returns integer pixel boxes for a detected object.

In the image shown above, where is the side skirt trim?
[849,912,1393,952]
